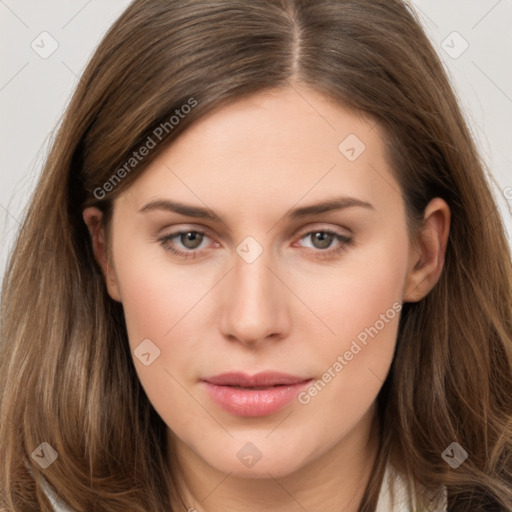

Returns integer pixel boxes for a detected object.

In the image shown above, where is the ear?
[403,198,451,303]
[82,207,122,302]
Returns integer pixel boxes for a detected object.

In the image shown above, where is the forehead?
[117,86,400,219]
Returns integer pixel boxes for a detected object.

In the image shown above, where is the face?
[85,85,443,481]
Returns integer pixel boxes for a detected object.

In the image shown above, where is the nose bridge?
[219,241,289,344]
[234,251,273,305]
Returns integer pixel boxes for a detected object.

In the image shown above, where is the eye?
[158,229,216,258]
[158,227,352,260]
[296,229,352,258]
[177,231,205,249]
[305,231,336,249]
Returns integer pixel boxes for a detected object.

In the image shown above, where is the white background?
[0,0,511,287]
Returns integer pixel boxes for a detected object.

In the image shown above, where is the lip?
[202,372,313,417]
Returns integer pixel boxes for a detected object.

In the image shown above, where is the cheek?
[110,238,218,411]
[112,229,215,349]
[290,232,407,421]
[292,228,407,357]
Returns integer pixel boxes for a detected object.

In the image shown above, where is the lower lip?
[202,380,312,417]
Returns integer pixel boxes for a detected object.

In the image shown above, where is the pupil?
[313,232,333,249]
[181,232,202,249]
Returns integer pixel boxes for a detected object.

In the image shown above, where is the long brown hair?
[1,0,511,510]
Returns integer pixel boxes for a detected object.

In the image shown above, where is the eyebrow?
[138,195,374,224]
[139,199,223,222]
[285,196,374,218]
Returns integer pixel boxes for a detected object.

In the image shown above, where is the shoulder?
[376,462,448,512]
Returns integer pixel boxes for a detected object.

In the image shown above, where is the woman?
[1,0,511,510]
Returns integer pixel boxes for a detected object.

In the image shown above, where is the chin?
[202,439,313,479]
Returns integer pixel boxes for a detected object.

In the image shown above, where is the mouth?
[227,385,287,390]
[202,371,313,417]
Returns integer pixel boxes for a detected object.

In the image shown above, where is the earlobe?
[82,207,122,302]
[403,198,451,303]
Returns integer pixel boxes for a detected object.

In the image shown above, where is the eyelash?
[158,228,352,260]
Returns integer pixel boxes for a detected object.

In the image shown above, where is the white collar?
[40,477,73,512]
[376,463,448,511]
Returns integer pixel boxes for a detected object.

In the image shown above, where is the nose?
[219,249,291,347]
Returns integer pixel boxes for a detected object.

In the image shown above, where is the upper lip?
[203,372,311,387]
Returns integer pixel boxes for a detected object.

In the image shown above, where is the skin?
[83,85,450,511]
